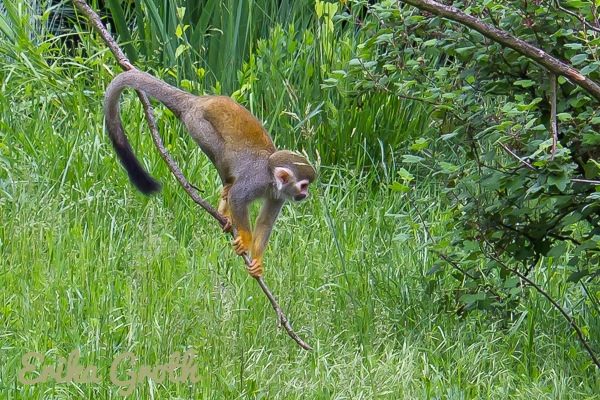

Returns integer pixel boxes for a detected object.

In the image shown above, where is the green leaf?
[389,182,410,192]
[459,292,486,305]
[570,53,588,65]
[398,168,414,182]
[439,161,459,174]
[402,154,424,163]
[503,277,519,289]
[426,264,443,275]
[564,1,588,8]
[481,172,502,189]
[583,133,600,146]
[455,46,476,56]
[514,79,535,88]
[573,239,599,254]
[393,233,411,242]
[441,131,460,140]
[580,62,599,75]
[410,138,429,151]
[559,212,583,228]
[547,242,566,258]
[567,269,590,283]
[462,240,480,252]
[564,43,583,50]
[375,33,393,44]
[547,173,569,191]
[176,7,186,20]
[175,44,188,59]
[556,112,573,121]
[509,287,522,296]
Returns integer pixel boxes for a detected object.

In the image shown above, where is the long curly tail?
[103,70,191,194]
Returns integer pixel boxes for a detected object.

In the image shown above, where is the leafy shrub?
[335,0,600,360]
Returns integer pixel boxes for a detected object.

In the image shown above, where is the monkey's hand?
[222,218,233,233]
[232,231,251,255]
[248,259,263,278]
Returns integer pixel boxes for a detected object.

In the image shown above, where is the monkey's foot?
[232,236,249,255]
[247,259,263,278]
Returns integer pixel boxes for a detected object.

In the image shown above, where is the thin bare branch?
[549,73,558,159]
[498,142,536,170]
[499,143,600,186]
[487,253,600,369]
[72,0,312,351]
[571,178,600,185]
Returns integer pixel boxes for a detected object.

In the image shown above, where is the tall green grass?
[102,0,314,92]
[0,1,598,398]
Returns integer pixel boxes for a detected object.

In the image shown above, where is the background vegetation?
[0,0,599,398]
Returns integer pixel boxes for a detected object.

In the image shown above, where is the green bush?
[337,0,600,357]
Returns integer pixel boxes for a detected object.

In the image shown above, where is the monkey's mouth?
[294,193,307,201]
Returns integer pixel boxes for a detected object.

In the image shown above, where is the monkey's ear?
[273,167,293,190]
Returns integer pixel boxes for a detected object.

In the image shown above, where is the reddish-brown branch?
[72,0,312,351]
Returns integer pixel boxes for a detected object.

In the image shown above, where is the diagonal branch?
[498,142,600,185]
[397,0,600,102]
[72,0,312,351]
[486,252,600,369]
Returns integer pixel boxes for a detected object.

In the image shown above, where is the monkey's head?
[269,150,316,201]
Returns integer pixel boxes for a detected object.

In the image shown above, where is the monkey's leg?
[218,184,233,232]
[228,186,252,256]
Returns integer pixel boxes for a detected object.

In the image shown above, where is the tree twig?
[486,252,600,369]
[571,178,600,185]
[406,192,505,303]
[498,142,536,170]
[72,0,312,351]
[499,143,600,186]
[553,0,600,33]
[549,73,558,159]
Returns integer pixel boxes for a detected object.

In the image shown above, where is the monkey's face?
[273,167,312,201]
[269,150,316,201]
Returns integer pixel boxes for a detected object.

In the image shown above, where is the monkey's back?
[199,96,276,153]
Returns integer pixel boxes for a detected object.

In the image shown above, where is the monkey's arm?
[249,198,284,277]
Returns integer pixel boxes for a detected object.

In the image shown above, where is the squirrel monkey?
[104,70,316,277]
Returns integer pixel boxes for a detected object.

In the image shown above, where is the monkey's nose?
[294,193,307,201]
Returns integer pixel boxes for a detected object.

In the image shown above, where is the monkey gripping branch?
[72,0,313,351]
